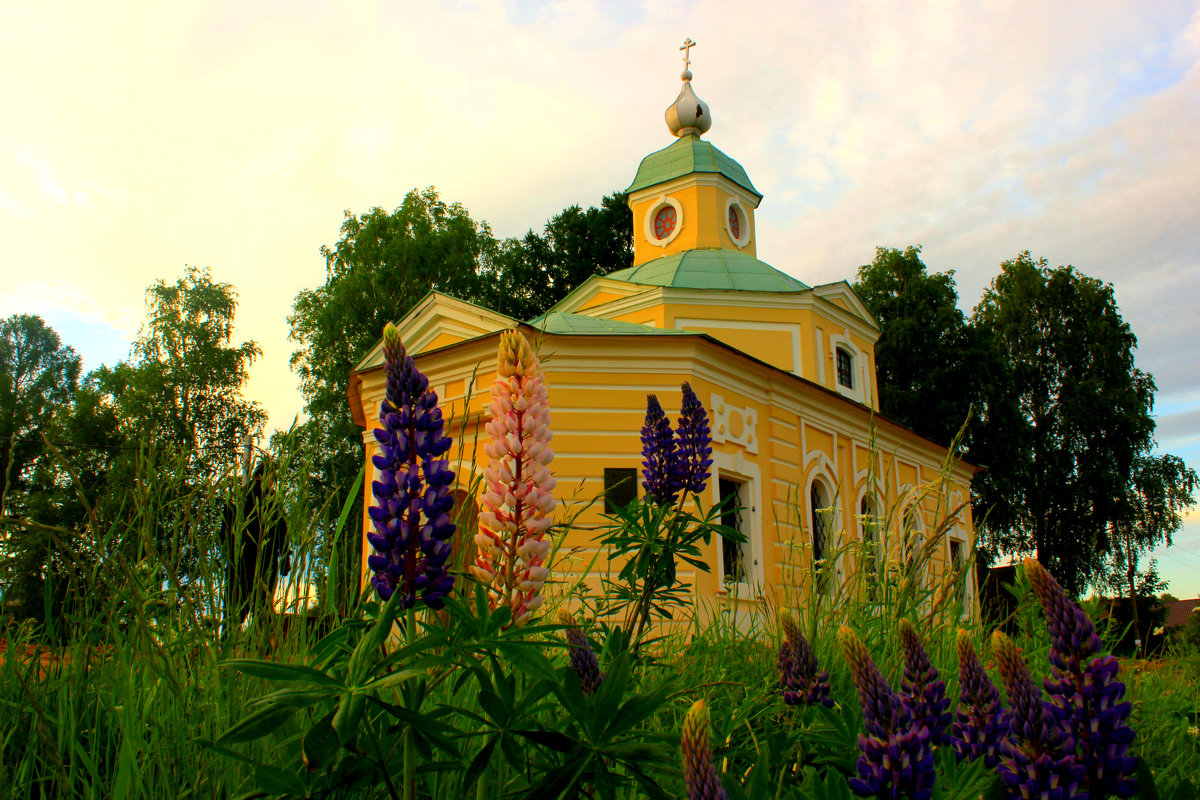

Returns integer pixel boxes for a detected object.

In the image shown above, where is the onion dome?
[665,38,712,138]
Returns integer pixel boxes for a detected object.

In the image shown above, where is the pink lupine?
[472,329,557,626]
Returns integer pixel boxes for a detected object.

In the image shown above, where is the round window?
[654,205,677,240]
[724,198,750,248]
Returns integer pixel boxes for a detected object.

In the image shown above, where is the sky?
[2,0,1198,595]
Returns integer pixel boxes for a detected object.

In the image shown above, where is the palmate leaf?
[217,702,298,744]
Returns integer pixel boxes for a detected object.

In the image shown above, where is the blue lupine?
[674,382,713,497]
[778,613,833,707]
[839,626,936,800]
[898,619,952,747]
[951,629,1008,768]
[992,630,1086,800]
[640,394,678,504]
[559,610,603,695]
[365,324,456,609]
[1026,559,1137,798]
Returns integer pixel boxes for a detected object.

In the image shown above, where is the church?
[349,48,979,622]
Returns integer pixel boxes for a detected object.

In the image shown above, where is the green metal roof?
[626,135,761,198]
[528,312,690,336]
[605,250,809,293]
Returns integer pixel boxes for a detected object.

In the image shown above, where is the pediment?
[354,291,516,372]
[811,281,880,330]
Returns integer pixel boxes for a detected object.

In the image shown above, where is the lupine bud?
[366,324,456,609]
[558,610,603,695]
[951,629,1008,767]
[992,630,1086,800]
[472,330,557,626]
[641,394,677,504]
[674,382,713,497]
[1025,559,1137,797]
[777,613,833,707]
[838,626,935,800]
[898,619,952,746]
[681,700,729,800]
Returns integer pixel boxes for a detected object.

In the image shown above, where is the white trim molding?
[711,393,759,454]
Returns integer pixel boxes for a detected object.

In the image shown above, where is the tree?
[485,192,632,320]
[0,315,81,516]
[1102,453,1198,652]
[107,266,264,478]
[972,251,1157,594]
[852,246,997,449]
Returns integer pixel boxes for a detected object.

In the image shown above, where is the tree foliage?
[103,266,265,478]
[973,252,1158,594]
[0,315,82,516]
[852,246,999,449]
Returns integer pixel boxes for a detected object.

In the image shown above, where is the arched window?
[810,480,832,566]
[860,495,878,599]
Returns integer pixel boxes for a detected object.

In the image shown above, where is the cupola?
[627,39,762,268]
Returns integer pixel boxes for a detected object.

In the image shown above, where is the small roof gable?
[354,291,516,372]
[528,311,691,336]
[605,249,809,293]
[811,280,880,330]
[626,135,761,199]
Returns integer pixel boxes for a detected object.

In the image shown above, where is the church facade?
[350,59,979,622]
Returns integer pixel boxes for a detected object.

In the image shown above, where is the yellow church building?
[349,56,978,623]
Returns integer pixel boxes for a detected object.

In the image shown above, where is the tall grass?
[2,435,1196,799]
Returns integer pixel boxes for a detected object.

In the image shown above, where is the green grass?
[2,443,1197,799]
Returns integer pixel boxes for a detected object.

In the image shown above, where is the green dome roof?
[606,250,809,293]
[626,135,760,199]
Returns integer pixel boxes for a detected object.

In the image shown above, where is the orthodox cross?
[680,37,696,71]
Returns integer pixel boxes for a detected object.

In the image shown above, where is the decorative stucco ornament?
[665,37,711,138]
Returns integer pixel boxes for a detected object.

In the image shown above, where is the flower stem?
[404,603,416,800]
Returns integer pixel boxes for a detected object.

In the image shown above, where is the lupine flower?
[951,629,1008,767]
[641,384,714,506]
[992,630,1086,800]
[674,382,713,497]
[472,330,557,626]
[1026,559,1137,798]
[838,626,936,800]
[641,394,678,504]
[898,619,952,746]
[558,610,603,695]
[777,613,833,707]
[366,324,456,608]
[681,700,730,800]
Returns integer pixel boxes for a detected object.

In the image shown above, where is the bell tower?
[626,39,763,268]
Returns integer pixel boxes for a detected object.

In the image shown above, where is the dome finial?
[665,37,711,138]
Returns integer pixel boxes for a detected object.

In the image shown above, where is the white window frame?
[711,450,762,595]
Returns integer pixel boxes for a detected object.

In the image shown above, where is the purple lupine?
[558,610,603,695]
[681,700,730,800]
[778,613,833,707]
[674,382,713,497]
[838,626,936,800]
[898,619,952,746]
[951,629,1008,768]
[366,323,456,609]
[640,394,678,505]
[992,630,1086,800]
[1026,559,1137,798]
